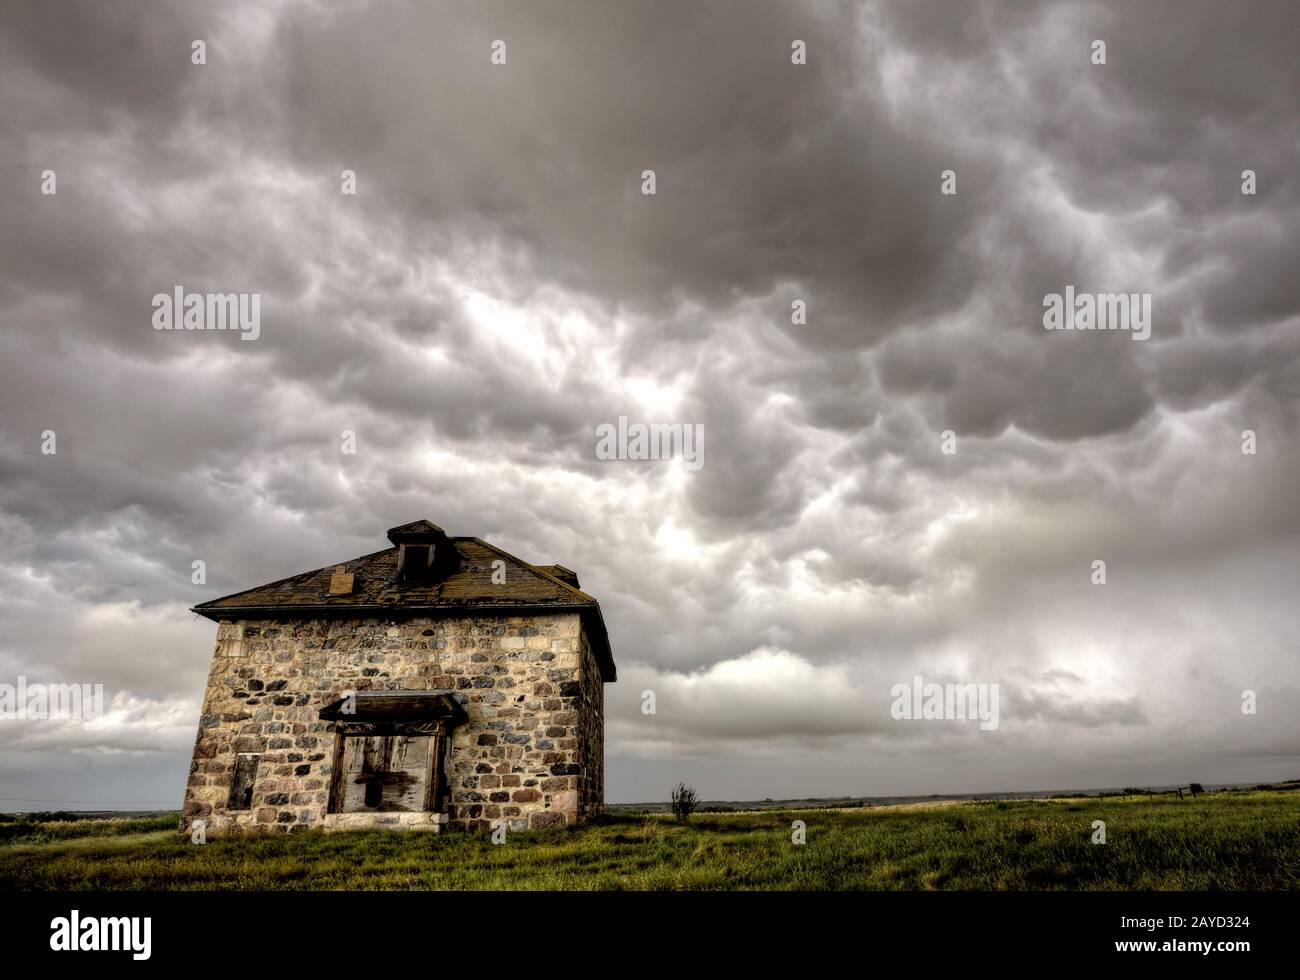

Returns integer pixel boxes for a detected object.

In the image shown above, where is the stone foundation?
[322,811,446,832]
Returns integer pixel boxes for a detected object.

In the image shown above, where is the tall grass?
[1,791,1296,891]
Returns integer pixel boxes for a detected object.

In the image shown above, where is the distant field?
[2,788,1297,890]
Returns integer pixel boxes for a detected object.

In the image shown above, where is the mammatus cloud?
[1,0,1298,807]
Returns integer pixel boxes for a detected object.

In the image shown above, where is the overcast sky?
[1,0,1298,810]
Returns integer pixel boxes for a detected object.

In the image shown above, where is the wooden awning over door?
[318,690,469,735]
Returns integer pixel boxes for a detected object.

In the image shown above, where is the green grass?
[2,791,1297,890]
[0,815,178,846]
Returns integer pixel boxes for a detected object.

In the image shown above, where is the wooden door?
[338,735,431,812]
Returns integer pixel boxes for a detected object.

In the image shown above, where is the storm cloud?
[1,0,1297,808]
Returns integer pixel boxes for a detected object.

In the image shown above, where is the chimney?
[328,566,355,595]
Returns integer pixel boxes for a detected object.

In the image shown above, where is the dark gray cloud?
[2,0,1298,808]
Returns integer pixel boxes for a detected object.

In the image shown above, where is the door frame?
[326,719,448,815]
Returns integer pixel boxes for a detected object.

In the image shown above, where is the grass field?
[2,789,1297,890]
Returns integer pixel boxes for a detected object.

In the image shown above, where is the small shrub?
[670,783,699,824]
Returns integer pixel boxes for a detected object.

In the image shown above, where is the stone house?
[181,520,615,835]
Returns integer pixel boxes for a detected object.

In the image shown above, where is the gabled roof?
[191,526,615,681]
[385,519,445,541]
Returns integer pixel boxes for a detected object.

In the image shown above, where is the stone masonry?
[183,612,602,835]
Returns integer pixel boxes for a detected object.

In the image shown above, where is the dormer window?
[400,544,433,581]
[387,520,459,585]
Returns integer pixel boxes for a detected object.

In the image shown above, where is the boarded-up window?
[228,753,259,810]
[339,735,432,812]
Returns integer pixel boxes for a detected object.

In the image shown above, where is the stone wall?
[181,611,606,835]
[575,629,605,819]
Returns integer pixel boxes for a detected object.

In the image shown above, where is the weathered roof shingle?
[191,525,615,681]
